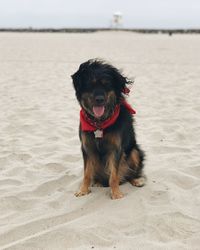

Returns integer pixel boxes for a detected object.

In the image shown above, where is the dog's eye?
[104,82,112,90]
[102,81,112,89]
[84,82,92,91]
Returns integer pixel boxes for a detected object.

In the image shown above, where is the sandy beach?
[0,31,200,249]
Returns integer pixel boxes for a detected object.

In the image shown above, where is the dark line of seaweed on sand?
[0,28,200,34]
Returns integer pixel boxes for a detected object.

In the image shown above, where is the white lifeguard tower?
[112,11,123,29]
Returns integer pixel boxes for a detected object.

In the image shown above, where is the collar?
[80,100,136,134]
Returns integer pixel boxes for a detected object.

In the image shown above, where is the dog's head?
[71,59,132,120]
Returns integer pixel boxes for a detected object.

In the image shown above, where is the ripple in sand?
[0,179,22,187]
[43,163,66,173]
[0,196,37,211]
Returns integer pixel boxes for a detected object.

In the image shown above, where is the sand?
[0,31,200,250]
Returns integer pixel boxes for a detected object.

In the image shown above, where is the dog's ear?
[116,73,127,92]
[71,71,82,93]
[71,61,90,94]
[112,69,131,95]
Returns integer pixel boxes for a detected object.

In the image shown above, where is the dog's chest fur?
[81,130,120,165]
[85,132,114,156]
[94,137,106,153]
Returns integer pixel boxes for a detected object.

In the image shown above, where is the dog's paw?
[130,176,146,187]
[111,190,124,200]
[74,189,91,197]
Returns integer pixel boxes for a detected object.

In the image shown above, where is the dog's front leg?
[75,155,93,197]
[108,152,124,200]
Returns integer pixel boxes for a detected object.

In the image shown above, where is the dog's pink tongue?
[93,106,105,118]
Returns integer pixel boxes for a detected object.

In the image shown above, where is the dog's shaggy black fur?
[71,59,145,199]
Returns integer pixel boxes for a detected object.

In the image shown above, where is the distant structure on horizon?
[112,12,123,29]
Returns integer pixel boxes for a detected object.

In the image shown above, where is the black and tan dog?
[71,59,145,199]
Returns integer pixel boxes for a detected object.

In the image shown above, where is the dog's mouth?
[92,106,105,118]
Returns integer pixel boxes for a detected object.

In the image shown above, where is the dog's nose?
[95,95,105,105]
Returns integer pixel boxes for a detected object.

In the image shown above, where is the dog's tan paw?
[130,176,146,187]
[74,189,91,197]
[111,190,124,200]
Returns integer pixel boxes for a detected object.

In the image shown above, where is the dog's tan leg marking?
[130,149,140,167]
[130,176,146,187]
[105,134,124,199]
[127,149,140,170]
[108,155,124,200]
[75,159,93,197]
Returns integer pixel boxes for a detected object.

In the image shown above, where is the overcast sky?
[0,0,200,29]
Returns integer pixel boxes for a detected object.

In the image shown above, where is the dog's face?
[71,59,129,120]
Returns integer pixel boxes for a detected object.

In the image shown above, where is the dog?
[71,59,145,199]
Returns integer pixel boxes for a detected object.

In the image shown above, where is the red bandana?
[80,100,136,132]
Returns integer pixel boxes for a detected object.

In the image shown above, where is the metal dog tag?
[94,129,103,138]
